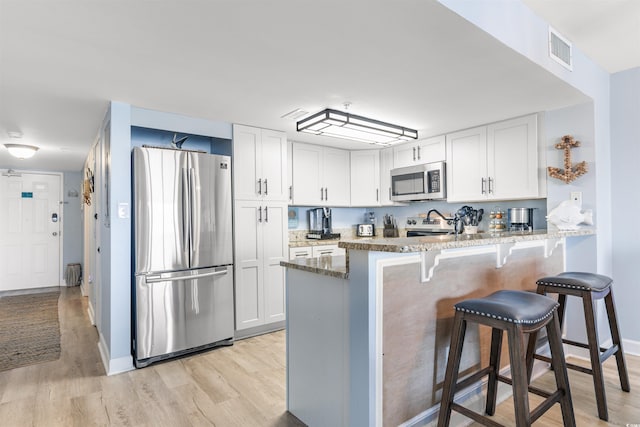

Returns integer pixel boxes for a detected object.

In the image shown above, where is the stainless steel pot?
[508,208,534,225]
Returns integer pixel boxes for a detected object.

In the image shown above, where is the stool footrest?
[497,375,556,400]
[454,367,494,393]
[450,403,504,427]
[562,338,611,354]
[533,354,594,375]
[599,344,619,363]
[530,390,565,424]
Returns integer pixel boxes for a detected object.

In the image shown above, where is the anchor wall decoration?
[548,134,588,184]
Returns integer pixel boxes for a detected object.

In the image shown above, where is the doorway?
[0,171,62,291]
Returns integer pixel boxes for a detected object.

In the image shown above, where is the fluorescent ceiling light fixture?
[297,109,418,146]
[4,144,39,159]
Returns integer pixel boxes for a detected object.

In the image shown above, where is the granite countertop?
[338,228,596,253]
[288,228,400,247]
[281,255,349,279]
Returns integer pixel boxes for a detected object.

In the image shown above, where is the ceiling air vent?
[549,26,572,71]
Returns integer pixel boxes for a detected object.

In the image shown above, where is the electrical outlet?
[570,191,582,208]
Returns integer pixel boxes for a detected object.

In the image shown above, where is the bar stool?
[526,272,630,421]
[438,290,575,427]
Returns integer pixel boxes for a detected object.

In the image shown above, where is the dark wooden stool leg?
[582,290,609,421]
[507,324,531,426]
[604,291,631,392]
[525,329,538,381]
[486,327,503,416]
[556,293,567,330]
[438,314,467,427]
[546,312,576,427]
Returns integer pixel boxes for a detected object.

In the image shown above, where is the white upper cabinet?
[350,150,380,207]
[393,135,446,168]
[379,147,395,206]
[446,114,538,202]
[291,143,350,206]
[233,124,287,202]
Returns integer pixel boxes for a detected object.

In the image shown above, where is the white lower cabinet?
[289,247,312,260]
[312,244,345,257]
[289,244,345,260]
[234,201,288,331]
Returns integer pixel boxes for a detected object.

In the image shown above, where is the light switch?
[118,202,130,219]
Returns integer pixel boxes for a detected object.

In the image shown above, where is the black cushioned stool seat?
[438,290,575,427]
[526,272,630,421]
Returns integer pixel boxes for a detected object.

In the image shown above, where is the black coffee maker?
[307,208,340,239]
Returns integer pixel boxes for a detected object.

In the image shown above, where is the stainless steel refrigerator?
[132,146,234,368]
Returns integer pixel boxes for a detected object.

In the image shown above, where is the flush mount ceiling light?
[296,108,418,146]
[4,144,39,159]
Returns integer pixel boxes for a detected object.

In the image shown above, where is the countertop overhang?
[281,228,596,279]
[337,228,596,253]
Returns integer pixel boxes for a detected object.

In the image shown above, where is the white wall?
[611,67,640,353]
[94,102,232,374]
[62,171,83,284]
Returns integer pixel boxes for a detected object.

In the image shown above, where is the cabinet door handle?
[417,146,421,160]
[481,177,486,194]
[320,187,324,200]
[258,206,262,222]
[325,188,328,200]
[264,206,269,222]
[257,178,262,195]
[412,147,416,161]
[264,178,268,195]
[488,177,493,194]
[289,185,293,200]
[376,188,379,202]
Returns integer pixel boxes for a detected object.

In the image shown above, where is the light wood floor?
[0,287,638,427]
[0,287,304,427]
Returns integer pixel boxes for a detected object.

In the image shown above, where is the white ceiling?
[0,0,636,173]
[523,0,640,74]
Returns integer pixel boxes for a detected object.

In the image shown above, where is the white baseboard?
[622,338,640,356]
[87,301,95,326]
[98,332,135,376]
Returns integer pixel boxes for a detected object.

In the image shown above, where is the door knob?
[52,232,58,236]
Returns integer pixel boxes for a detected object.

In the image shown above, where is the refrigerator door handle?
[182,167,191,256]
[145,268,229,284]
[189,167,197,262]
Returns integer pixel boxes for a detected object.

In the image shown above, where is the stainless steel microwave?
[390,161,446,201]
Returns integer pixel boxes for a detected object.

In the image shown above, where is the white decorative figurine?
[546,200,593,230]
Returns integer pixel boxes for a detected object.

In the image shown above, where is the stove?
[405,216,455,237]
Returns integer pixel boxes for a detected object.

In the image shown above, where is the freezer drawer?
[134,266,234,365]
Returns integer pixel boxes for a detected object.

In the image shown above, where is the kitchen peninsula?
[281,229,595,427]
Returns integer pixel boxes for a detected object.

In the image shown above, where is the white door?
[322,147,350,206]
[446,126,488,202]
[292,143,323,205]
[350,150,380,206]
[260,129,288,202]
[262,202,287,324]
[234,200,264,330]
[0,172,62,291]
[488,115,539,200]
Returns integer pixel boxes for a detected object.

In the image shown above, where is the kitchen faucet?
[426,209,449,222]
[426,209,463,235]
